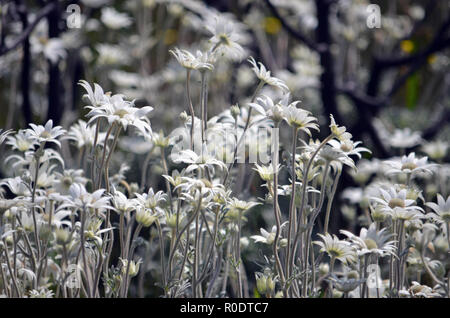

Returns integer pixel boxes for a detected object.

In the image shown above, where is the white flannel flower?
[67,120,109,149]
[329,114,352,142]
[0,129,13,145]
[370,187,422,214]
[85,93,153,135]
[340,223,396,257]
[6,129,37,152]
[26,120,66,147]
[328,138,371,159]
[170,48,201,70]
[390,207,424,222]
[388,128,422,149]
[283,104,319,136]
[135,207,160,227]
[253,163,281,182]
[421,140,448,161]
[31,37,66,64]
[318,145,356,171]
[53,169,87,195]
[110,189,136,214]
[79,80,109,108]
[101,7,132,29]
[251,223,287,245]
[134,188,167,214]
[426,194,450,224]
[206,16,246,61]
[314,233,357,264]
[63,183,112,212]
[248,95,286,122]
[84,218,114,246]
[171,144,227,175]
[385,153,435,177]
[0,177,31,197]
[225,198,260,221]
[247,56,288,92]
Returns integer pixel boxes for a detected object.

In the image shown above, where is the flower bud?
[39,224,53,241]
[319,263,329,276]
[136,208,157,227]
[55,228,71,246]
[179,111,189,123]
[121,259,141,278]
[230,105,240,119]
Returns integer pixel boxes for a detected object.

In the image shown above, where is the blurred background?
[0,0,449,296]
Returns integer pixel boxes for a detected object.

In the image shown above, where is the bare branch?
[263,0,321,52]
[0,2,56,56]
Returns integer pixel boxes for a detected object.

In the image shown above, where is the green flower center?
[364,238,378,250]
[401,162,417,170]
[114,109,129,118]
[40,131,52,139]
[388,198,405,209]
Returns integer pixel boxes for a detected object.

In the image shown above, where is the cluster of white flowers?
[0,1,448,300]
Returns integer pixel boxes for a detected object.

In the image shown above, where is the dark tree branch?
[366,14,450,98]
[264,0,322,52]
[422,108,450,140]
[46,1,63,125]
[315,0,341,125]
[17,2,32,125]
[0,2,56,56]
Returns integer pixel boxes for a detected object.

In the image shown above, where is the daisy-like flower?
[53,169,87,195]
[318,145,356,170]
[120,258,141,277]
[134,188,167,214]
[194,50,215,73]
[283,105,319,136]
[6,129,36,152]
[84,218,114,246]
[248,95,286,123]
[170,48,207,71]
[421,140,448,161]
[176,178,225,205]
[340,223,396,257]
[250,223,287,245]
[426,194,450,224]
[247,56,288,92]
[225,198,260,221]
[31,37,66,64]
[163,169,187,188]
[171,144,227,175]
[329,114,352,142]
[370,187,421,214]
[26,120,66,147]
[206,16,246,61]
[390,207,424,222]
[253,163,281,182]
[0,176,31,197]
[328,138,371,159]
[67,120,108,149]
[0,129,13,145]
[388,128,422,149]
[385,153,435,177]
[314,233,356,264]
[101,7,132,29]
[85,93,153,135]
[63,183,111,212]
[79,80,109,108]
[110,189,136,214]
[135,207,160,227]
